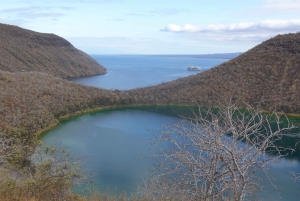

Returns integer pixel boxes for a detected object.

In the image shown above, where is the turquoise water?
[42,55,300,199]
[41,107,180,194]
[41,107,300,199]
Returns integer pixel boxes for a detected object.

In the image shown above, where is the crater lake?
[41,54,300,200]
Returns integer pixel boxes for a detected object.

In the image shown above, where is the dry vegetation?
[0,23,106,78]
[1,23,300,200]
[0,70,136,135]
[128,33,300,114]
[138,105,299,201]
[1,24,299,136]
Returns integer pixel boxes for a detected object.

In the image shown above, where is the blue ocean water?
[70,55,229,89]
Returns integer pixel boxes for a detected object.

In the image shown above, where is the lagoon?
[41,107,180,194]
[42,55,300,200]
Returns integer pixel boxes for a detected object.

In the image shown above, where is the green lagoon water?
[42,55,300,200]
[41,107,180,194]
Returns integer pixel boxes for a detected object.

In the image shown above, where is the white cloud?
[1,6,68,20]
[262,0,300,13]
[162,19,300,33]
[259,19,300,29]
[67,37,207,54]
[228,23,254,31]
[21,12,65,19]
[0,19,27,26]
[2,6,41,13]
[239,0,300,18]
[161,19,300,42]
[164,24,201,32]
[68,37,158,54]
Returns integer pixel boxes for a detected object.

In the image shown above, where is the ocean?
[69,54,231,89]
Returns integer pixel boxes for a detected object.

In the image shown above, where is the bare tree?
[139,104,298,201]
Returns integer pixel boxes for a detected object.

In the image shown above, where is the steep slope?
[128,33,300,114]
[0,23,106,78]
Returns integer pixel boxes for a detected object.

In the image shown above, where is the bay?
[69,54,229,89]
[41,55,300,200]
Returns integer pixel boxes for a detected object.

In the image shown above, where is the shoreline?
[37,105,118,138]
[37,104,300,139]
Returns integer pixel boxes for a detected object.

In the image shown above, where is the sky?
[1,0,300,54]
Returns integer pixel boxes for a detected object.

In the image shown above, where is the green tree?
[0,145,88,201]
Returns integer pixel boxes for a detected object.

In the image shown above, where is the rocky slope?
[0,23,106,78]
[129,33,300,114]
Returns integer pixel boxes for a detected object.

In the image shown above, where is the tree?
[139,104,298,201]
[0,145,88,201]
[0,128,40,171]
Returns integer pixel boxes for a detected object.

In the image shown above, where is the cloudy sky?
[1,0,300,54]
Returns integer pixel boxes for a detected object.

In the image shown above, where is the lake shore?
[37,104,300,139]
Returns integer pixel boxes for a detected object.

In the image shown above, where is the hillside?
[128,33,300,114]
[0,30,299,134]
[0,26,300,201]
[0,23,106,78]
[0,70,134,135]
[2,31,298,132]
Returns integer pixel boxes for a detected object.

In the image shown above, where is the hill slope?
[0,70,127,134]
[129,33,300,113]
[0,23,106,78]
[0,31,300,136]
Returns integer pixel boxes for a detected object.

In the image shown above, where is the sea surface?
[42,54,300,200]
[69,54,230,89]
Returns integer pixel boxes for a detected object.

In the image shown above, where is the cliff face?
[0,23,106,78]
[129,33,300,113]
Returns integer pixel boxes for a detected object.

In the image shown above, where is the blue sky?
[1,0,300,54]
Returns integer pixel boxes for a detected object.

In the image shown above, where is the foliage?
[1,128,39,171]
[0,145,88,201]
